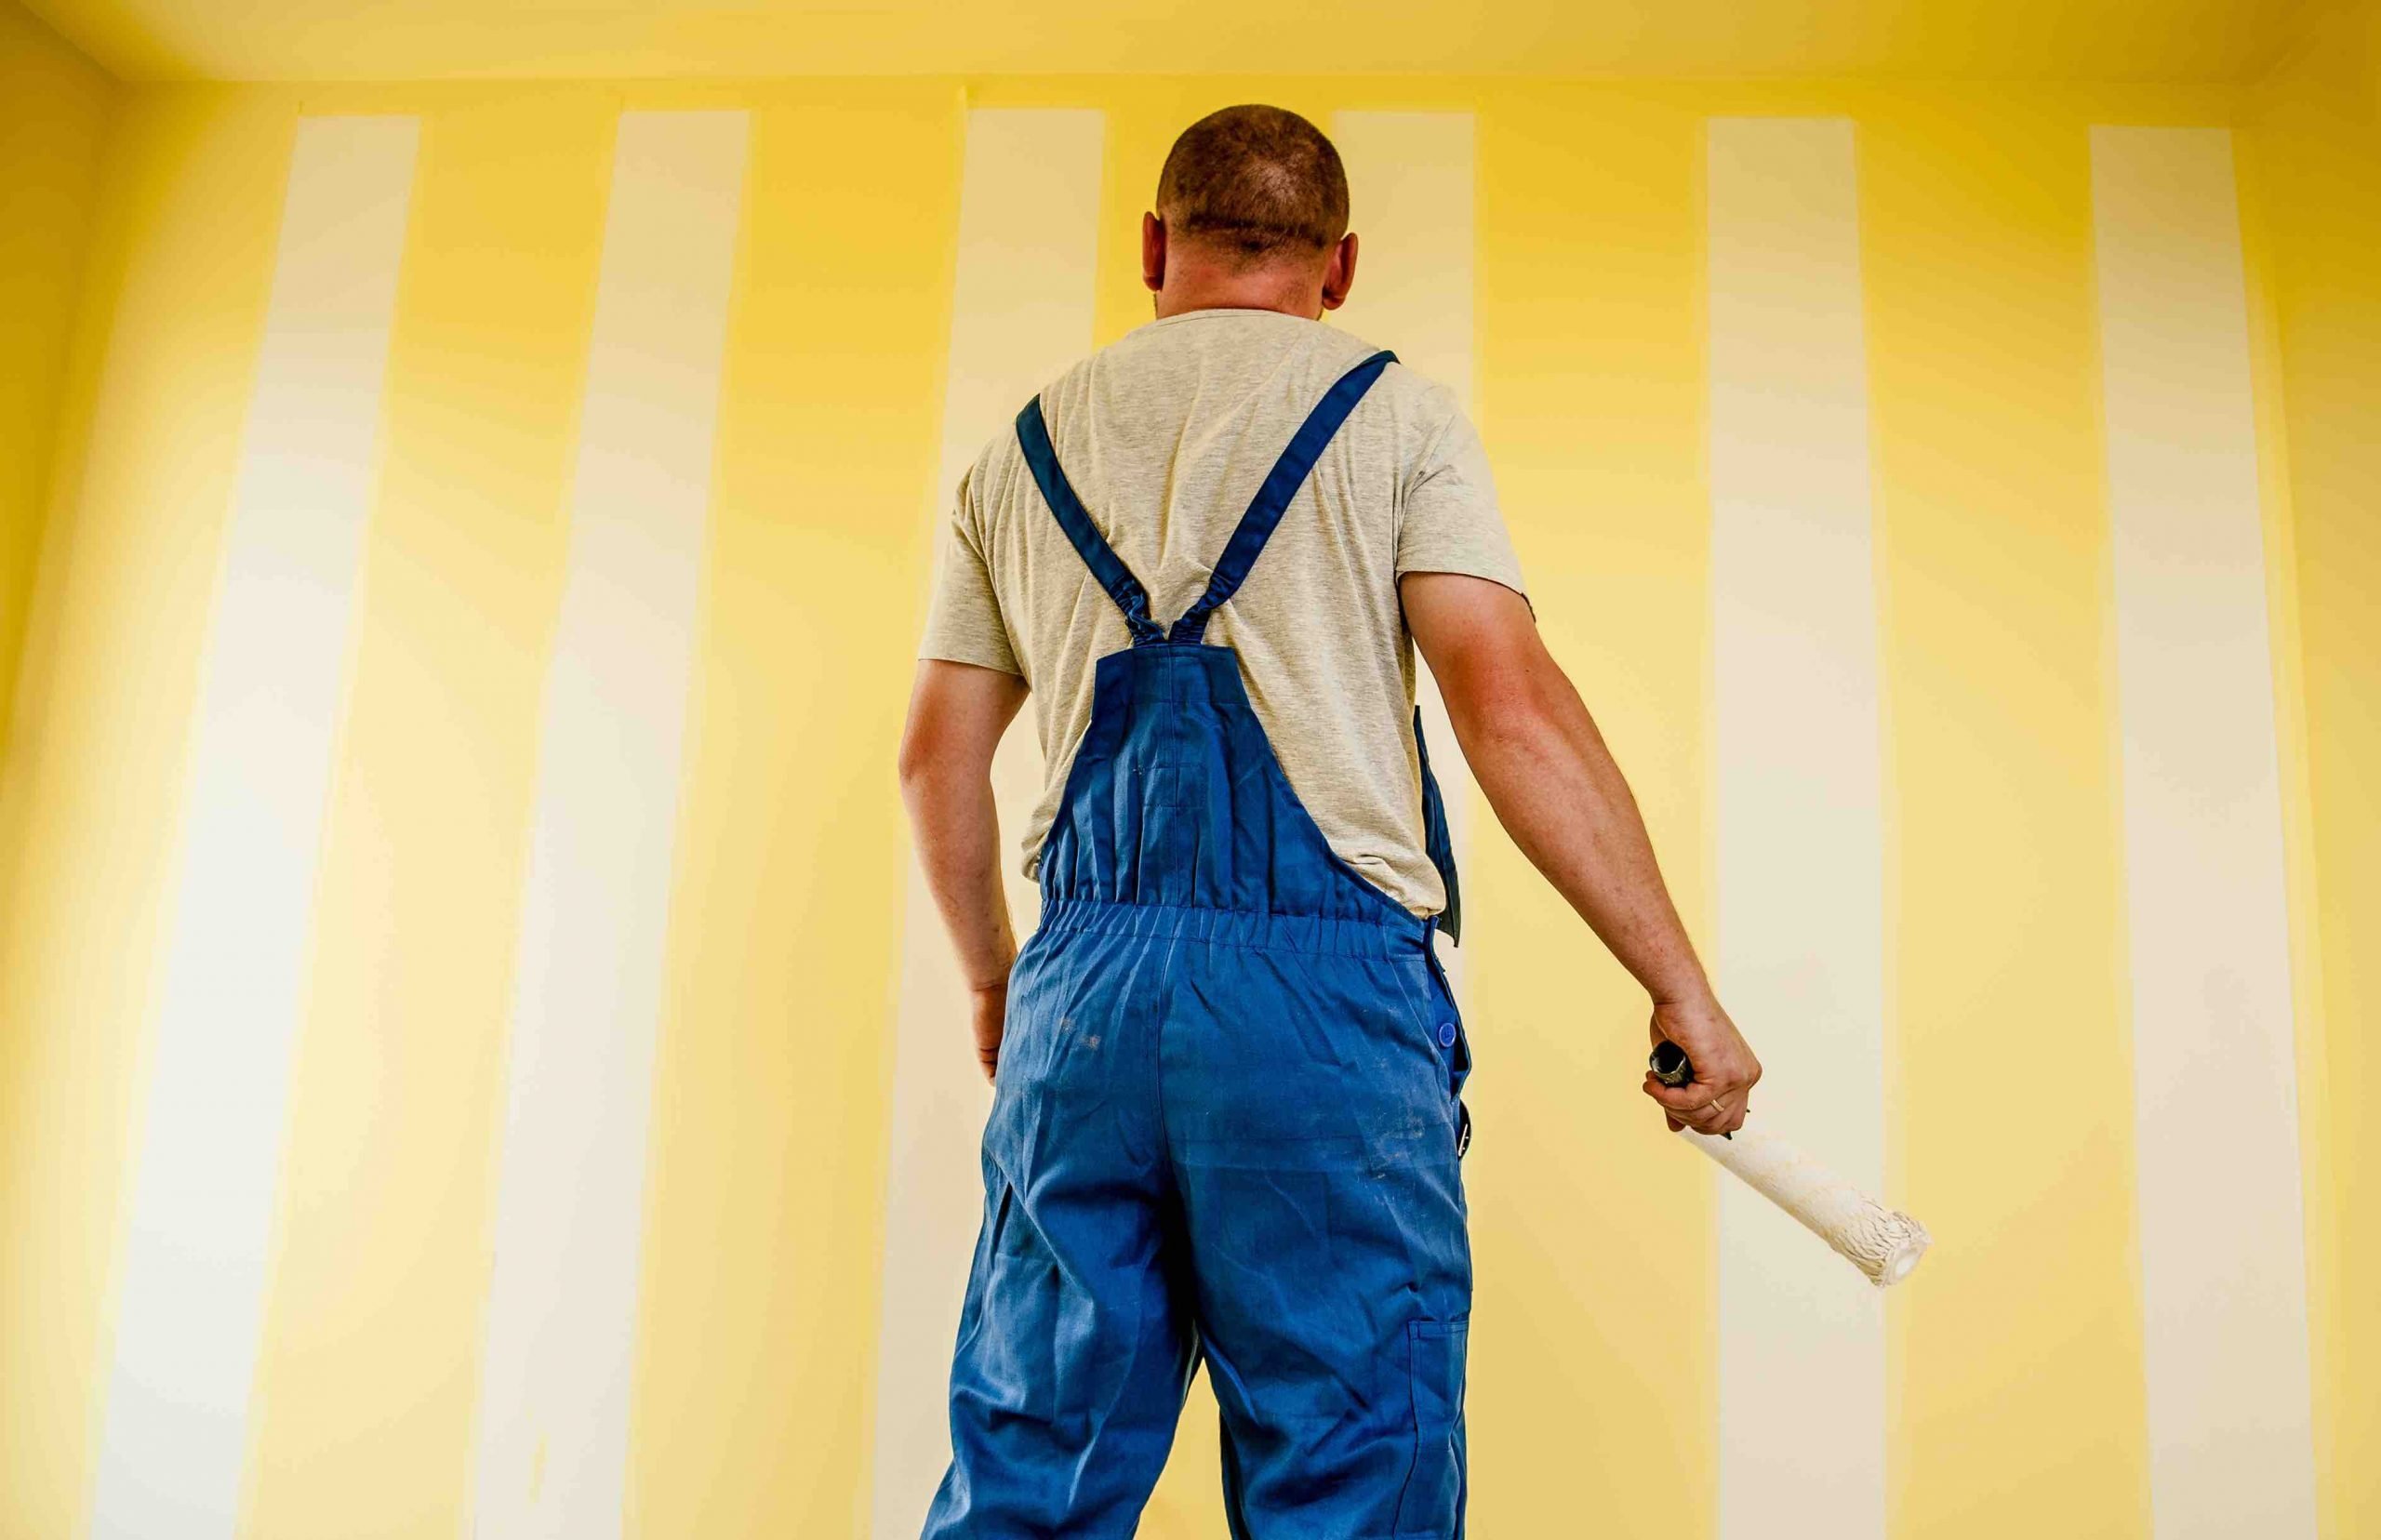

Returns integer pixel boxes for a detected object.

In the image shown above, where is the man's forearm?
[900,763,1018,992]
[898,660,1031,1081]
[1442,645,1711,1008]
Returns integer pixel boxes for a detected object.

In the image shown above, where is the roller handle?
[1648,1040,1732,1139]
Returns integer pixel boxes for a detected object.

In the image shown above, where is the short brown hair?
[1155,105,1349,266]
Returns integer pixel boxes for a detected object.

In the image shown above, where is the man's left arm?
[898,658,1030,1082]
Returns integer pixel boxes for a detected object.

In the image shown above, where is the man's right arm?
[1403,571,1760,1135]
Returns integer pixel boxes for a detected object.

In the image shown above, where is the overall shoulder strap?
[1168,349,1397,644]
[1016,394,1164,644]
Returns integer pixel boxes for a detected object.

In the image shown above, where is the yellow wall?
[621,83,959,1538]
[2241,7,2381,1534]
[0,0,114,781]
[1857,91,2148,1537]
[1471,87,1718,1538]
[0,53,2371,1540]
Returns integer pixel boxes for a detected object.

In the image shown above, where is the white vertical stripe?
[871,107,1104,1538]
[469,110,748,1540]
[1330,110,1478,986]
[1706,117,1887,1540]
[2091,126,2317,1540]
[1330,112,1477,408]
[87,115,418,1540]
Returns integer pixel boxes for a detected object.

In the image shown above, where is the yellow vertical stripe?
[623,81,962,1538]
[1470,88,1718,1539]
[0,1,114,760]
[2228,135,2336,1540]
[236,89,615,1540]
[2240,20,2381,1534]
[0,89,293,1540]
[1860,98,2150,1538]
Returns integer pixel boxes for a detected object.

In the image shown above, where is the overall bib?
[924,351,1475,1539]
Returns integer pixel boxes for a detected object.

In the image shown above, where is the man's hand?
[1643,994,1760,1135]
[970,980,1007,1084]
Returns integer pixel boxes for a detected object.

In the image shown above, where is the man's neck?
[1151,266,1324,322]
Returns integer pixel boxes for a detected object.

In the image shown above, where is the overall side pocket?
[1392,1318,1469,1536]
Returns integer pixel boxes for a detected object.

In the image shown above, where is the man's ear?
[1319,232,1359,312]
[1142,212,1165,293]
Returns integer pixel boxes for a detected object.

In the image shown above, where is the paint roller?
[1650,1040,1931,1287]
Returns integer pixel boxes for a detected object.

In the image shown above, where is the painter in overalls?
[899,104,1761,1538]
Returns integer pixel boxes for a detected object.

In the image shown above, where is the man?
[899,104,1759,1538]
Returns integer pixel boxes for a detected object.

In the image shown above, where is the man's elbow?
[897,719,946,800]
[898,710,999,810]
[1441,631,1564,751]
[899,661,1025,803]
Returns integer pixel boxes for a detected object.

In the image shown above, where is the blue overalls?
[924,351,1475,1539]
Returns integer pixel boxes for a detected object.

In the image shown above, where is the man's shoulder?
[960,416,1031,524]
[1366,352,1463,425]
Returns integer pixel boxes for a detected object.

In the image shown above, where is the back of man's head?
[1156,105,1349,270]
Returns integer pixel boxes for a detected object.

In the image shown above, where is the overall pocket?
[1392,1318,1469,1536]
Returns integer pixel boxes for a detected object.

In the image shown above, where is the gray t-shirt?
[921,307,1525,916]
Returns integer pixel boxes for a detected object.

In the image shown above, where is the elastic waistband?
[1034,897,1430,960]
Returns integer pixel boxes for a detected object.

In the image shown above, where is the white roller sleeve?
[1683,1127,1931,1287]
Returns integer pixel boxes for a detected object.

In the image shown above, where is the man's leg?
[1183,1157,1470,1538]
[1166,944,1474,1539]
[924,933,1197,1538]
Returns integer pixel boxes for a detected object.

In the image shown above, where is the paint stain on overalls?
[925,351,1475,1539]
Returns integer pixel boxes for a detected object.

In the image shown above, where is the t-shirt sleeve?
[920,464,1025,677]
[1395,393,1527,601]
